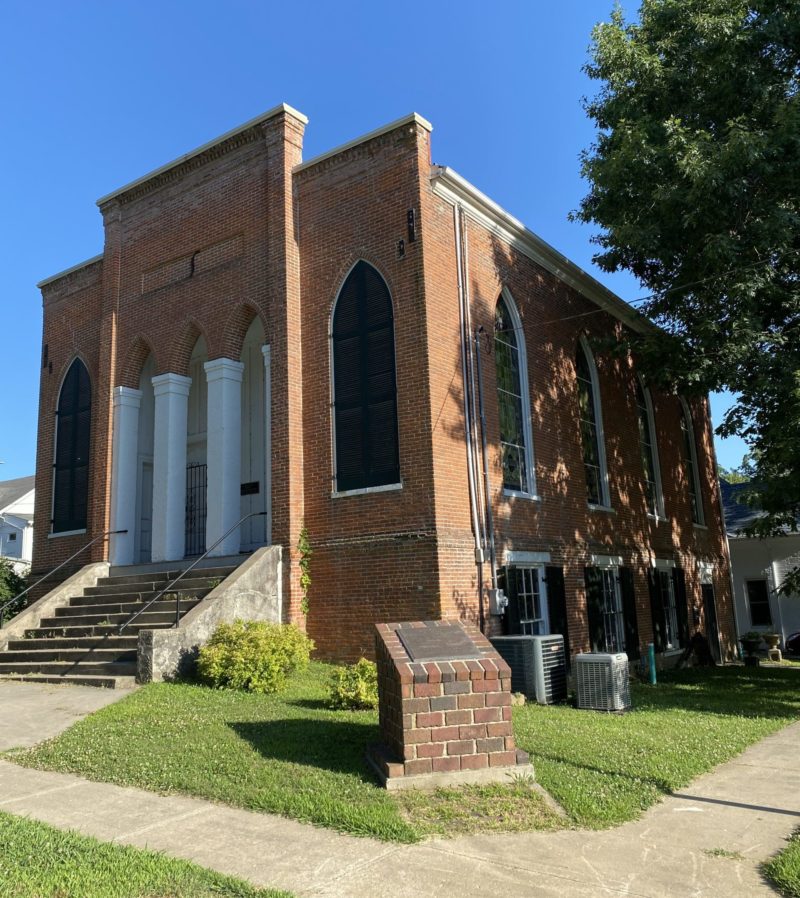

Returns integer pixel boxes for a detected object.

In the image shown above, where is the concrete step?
[0,660,137,677]
[81,580,218,599]
[7,636,138,652]
[39,608,193,629]
[0,673,136,689]
[96,566,237,588]
[0,647,136,664]
[55,597,204,617]
[25,622,173,639]
[53,598,200,624]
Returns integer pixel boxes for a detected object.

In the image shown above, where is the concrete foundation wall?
[137,545,282,682]
[0,562,109,650]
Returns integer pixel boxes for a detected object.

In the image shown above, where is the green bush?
[197,620,313,694]
[329,658,379,710]
[0,559,27,623]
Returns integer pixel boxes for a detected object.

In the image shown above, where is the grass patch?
[396,779,562,837]
[0,810,291,898]
[764,829,800,897]
[513,666,800,828]
[11,663,800,842]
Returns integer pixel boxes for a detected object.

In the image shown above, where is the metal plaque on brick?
[397,623,482,662]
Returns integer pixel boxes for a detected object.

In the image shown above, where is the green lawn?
[764,829,800,897]
[11,663,800,842]
[0,811,291,898]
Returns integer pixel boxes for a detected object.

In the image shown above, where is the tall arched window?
[53,358,92,532]
[679,398,704,524]
[576,338,609,507]
[635,377,664,517]
[332,261,399,492]
[494,291,535,496]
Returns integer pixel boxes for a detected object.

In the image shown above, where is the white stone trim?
[698,562,714,585]
[97,104,308,206]
[503,550,551,566]
[653,558,676,571]
[590,554,623,569]
[332,483,403,499]
[47,528,87,539]
[431,166,654,336]
[295,112,433,173]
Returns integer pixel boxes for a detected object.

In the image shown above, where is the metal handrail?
[0,529,128,627]
[118,511,267,633]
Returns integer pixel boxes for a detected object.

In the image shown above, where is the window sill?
[588,504,615,514]
[662,647,684,657]
[502,490,541,502]
[49,529,87,539]
[332,482,402,499]
[648,513,669,524]
[693,523,709,531]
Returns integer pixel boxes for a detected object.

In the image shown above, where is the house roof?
[0,475,35,514]
[719,479,800,537]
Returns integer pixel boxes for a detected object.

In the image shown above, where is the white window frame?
[679,397,705,525]
[653,559,680,650]
[507,564,550,635]
[577,336,611,509]
[636,375,665,519]
[495,287,537,499]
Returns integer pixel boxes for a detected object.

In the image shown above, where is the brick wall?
[31,108,736,662]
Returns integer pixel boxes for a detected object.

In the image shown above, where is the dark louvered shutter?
[53,359,91,532]
[545,566,571,665]
[648,569,666,653]
[333,262,399,491]
[500,566,521,635]
[584,567,605,653]
[673,568,690,649]
[618,567,641,660]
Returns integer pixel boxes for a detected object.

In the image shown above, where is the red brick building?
[32,104,737,664]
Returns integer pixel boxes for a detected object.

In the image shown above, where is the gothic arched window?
[332,261,399,492]
[53,358,92,532]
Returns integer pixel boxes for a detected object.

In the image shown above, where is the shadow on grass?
[229,718,380,782]
[283,698,332,712]
[632,667,800,719]
[532,751,674,793]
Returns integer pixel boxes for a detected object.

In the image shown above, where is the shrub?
[197,620,313,694]
[0,559,27,623]
[329,658,379,710]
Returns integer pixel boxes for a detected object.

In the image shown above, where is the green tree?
[576,0,800,591]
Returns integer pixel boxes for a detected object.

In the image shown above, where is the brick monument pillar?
[369,620,534,789]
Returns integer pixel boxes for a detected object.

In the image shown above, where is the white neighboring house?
[722,480,800,649]
[0,475,35,574]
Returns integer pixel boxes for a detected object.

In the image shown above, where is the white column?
[205,358,244,557]
[262,344,272,545]
[151,373,191,563]
[109,386,142,566]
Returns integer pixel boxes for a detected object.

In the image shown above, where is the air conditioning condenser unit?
[575,652,630,711]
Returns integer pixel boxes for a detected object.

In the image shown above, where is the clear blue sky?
[0,0,746,480]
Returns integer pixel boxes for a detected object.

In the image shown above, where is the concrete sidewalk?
[1,680,798,896]
[0,679,134,750]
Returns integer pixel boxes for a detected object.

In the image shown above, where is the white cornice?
[96,103,308,207]
[294,112,433,174]
[37,254,103,289]
[430,166,655,335]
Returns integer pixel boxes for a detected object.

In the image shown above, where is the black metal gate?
[185,463,207,556]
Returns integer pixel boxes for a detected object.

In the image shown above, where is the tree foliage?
[576,0,800,590]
